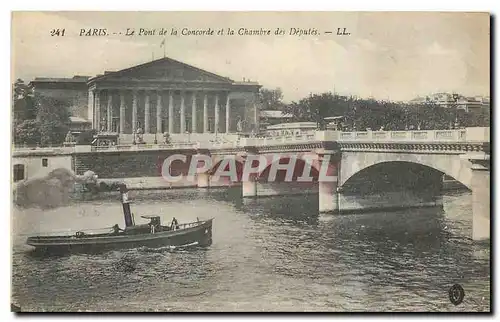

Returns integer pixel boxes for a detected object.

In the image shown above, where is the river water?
[11,188,490,312]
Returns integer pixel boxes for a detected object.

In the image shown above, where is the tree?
[259,88,285,110]
[280,91,489,132]
[469,108,491,127]
[283,92,348,129]
[12,79,36,123]
[35,95,71,146]
[12,80,71,147]
[14,119,41,146]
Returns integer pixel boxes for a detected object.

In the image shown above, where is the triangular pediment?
[90,57,233,83]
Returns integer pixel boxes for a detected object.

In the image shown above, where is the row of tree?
[259,88,490,131]
[13,79,72,146]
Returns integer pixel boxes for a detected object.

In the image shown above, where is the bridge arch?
[339,152,473,190]
[258,156,320,182]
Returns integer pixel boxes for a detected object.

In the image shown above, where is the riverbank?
[95,176,467,192]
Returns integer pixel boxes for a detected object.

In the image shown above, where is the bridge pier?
[197,172,210,188]
[242,177,257,198]
[319,181,339,213]
[470,162,490,241]
[317,150,340,213]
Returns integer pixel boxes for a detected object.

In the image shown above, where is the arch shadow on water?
[235,194,320,226]
[341,161,469,194]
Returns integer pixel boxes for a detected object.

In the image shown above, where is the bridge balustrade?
[335,128,485,143]
[411,131,428,140]
[89,142,199,152]
[355,132,369,139]
[371,132,388,140]
[237,128,488,146]
[390,131,410,139]
[238,133,318,147]
[12,127,489,155]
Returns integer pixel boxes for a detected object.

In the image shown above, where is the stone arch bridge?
[198,128,490,240]
[12,128,490,240]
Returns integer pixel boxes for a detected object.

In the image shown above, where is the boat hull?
[27,219,213,255]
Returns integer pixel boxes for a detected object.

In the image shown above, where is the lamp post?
[154,132,157,144]
[452,93,460,129]
[454,94,460,129]
[132,130,136,145]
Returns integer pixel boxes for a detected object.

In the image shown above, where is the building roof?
[28,57,261,94]
[30,76,90,84]
[29,76,91,88]
[88,56,235,84]
[70,116,91,123]
[260,110,293,119]
[409,93,490,105]
[232,80,260,86]
[267,122,317,130]
[324,116,344,120]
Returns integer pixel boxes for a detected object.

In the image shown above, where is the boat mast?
[119,184,135,227]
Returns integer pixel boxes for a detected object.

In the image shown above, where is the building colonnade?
[89,89,234,135]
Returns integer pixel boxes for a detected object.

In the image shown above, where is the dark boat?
[26,185,213,254]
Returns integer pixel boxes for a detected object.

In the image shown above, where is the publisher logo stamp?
[448,284,465,305]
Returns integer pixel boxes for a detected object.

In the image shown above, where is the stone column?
[156,91,162,133]
[471,162,490,240]
[225,92,231,133]
[119,91,125,134]
[107,92,113,132]
[95,90,101,131]
[132,91,138,133]
[203,92,208,133]
[180,91,186,133]
[191,92,197,133]
[144,91,150,134]
[214,93,220,134]
[168,91,174,134]
[87,89,94,123]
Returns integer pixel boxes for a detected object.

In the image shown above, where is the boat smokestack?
[119,184,134,227]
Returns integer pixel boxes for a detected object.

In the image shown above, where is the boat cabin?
[142,215,161,227]
[122,215,163,234]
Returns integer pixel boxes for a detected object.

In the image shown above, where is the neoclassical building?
[30,57,261,143]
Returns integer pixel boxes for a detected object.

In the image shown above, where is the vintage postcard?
[11,11,490,312]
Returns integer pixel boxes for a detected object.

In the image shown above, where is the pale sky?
[11,11,490,102]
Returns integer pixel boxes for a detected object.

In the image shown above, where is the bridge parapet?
[338,127,488,143]
[12,146,77,157]
[239,133,318,147]
[236,127,489,148]
[12,128,489,155]
[89,142,200,152]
